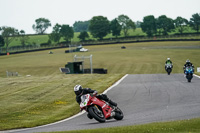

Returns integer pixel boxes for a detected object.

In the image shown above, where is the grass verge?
[43,118,200,133]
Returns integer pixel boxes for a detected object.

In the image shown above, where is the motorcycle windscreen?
[80,94,90,108]
[166,64,172,68]
[186,67,193,73]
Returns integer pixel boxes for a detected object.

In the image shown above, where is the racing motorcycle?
[80,94,124,123]
[185,66,194,82]
[165,64,173,75]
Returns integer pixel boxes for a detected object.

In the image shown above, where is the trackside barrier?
[6,71,18,77]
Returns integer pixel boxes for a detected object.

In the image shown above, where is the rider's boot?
[108,100,117,107]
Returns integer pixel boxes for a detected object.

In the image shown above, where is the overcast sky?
[0,0,199,34]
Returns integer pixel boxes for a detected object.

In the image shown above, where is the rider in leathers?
[74,85,117,119]
[74,85,117,106]
[165,58,173,70]
[183,59,194,73]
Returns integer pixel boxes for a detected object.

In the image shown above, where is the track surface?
[7,74,200,133]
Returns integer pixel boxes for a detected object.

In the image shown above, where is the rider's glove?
[93,91,98,96]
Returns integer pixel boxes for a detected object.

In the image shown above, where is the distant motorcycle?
[165,64,173,75]
[185,66,194,82]
[80,94,124,123]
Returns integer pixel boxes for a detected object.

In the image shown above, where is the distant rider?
[165,58,173,69]
[74,85,117,119]
[183,59,194,73]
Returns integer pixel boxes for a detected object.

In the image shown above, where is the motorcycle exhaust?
[111,111,115,117]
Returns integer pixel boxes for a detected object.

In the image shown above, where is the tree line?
[0,13,200,53]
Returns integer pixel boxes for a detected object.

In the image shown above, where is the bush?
[40,42,50,47]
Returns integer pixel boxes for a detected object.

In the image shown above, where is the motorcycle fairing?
[90,96,113,118]
[185,67,193,74]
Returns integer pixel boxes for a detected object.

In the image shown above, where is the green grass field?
[1,41,200,77]
[3,27,199,48]
[4,28,146,47]
[0,41,200,131]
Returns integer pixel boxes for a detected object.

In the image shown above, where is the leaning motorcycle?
[165,64,172,75]
[185,66,194,82]
[80,94,124,123]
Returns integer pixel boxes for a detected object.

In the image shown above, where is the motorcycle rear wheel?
[88,106,105,123]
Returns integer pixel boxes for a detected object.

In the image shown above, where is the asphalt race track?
[6,74,200,133]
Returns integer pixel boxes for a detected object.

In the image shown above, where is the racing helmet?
[186,59,190,63]
[167,58,170,60]
[74,85,83,96]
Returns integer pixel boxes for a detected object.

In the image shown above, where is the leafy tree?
[136,21,142,28]
[60,25,74,42]
[110,19,122,38]
[0,35,5,48]
[141,15,157,37]
[0,35,4,54]
[117,14,136,37]
[19,30,29,47]
[78,31,89,42]
[32,18,51,34]
[157,15,175,35]
[0,28,4,54]
[174,17,188,34]
[189,13,200,33]
[1,26,19,53]
[89,16,110,40]
[48,23,62,43]
[73,21,90,32]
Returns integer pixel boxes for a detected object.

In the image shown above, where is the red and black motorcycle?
[80,94,124,123]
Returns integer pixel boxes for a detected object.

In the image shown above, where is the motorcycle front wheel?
[187,74,192,82]
[114,107,124,120]
[88,106,105,123]
[167,68,171,75]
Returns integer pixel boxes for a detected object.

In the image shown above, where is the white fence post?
[197,67,200,72]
